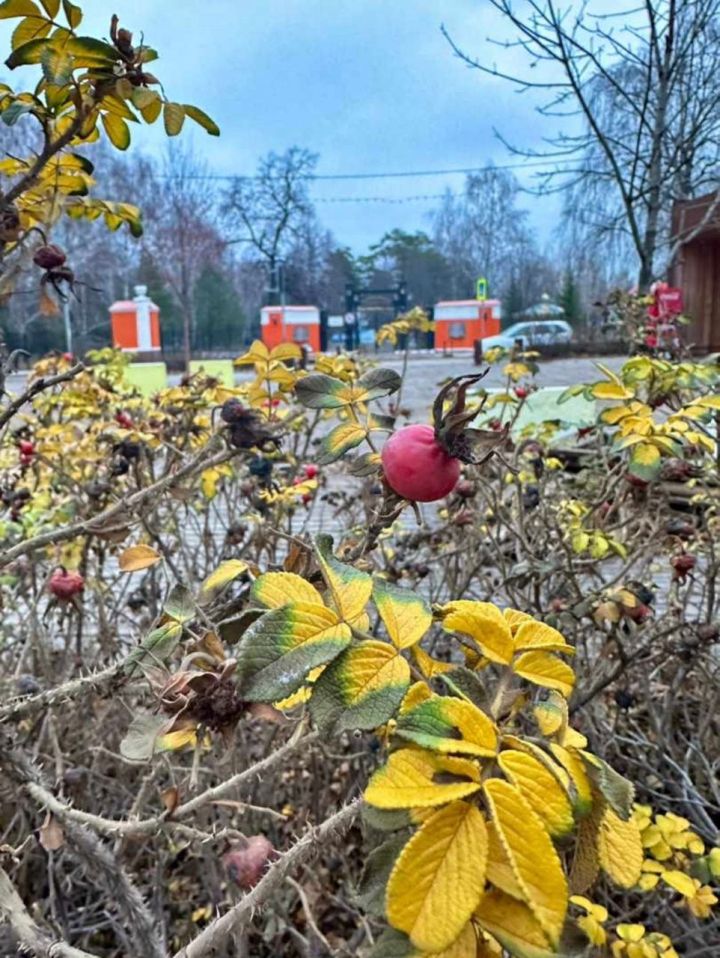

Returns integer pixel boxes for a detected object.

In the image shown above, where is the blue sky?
[1,1,572,250]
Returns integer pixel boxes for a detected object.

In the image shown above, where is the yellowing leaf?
[269,342,301,361]
[482,778,568,946]
[628,441,662,481]
[309,640,410,732]
[364,748,481,809]
[597,806,643,889]
[549,745,593,816]
[251,571,324,609]
[412,644,453,677]
[317,421,367,464]
[590,382,634,400]
[533,691,568,738]
[475,890,554,958]
[163,101,185,136]
[316,534,372,623]
[386,801,488,952]
[201,559,248,594]
[512,651,575,698]
[235,602,351,702]
[400,681,433,714]
[373,577,432,650]
[101,111,131,150]
[503,608,534,633]
[439,600,514,665]
[395,695,498,757]
[498,750,575,837]
[118,543,161,572]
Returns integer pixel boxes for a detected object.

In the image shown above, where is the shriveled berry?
[223,835,275,889]
[33,244,66,270]
[48,568,84,602]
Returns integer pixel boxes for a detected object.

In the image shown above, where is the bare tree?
[141,146,225,366]
[443,0,720,288]
[431,166,536,300]
[225,147,318,303]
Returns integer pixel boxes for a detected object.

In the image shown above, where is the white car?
[481,320,573,351]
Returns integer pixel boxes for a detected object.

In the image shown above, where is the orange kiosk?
[434,299,501,350]
[260,305,320,352]
[109,285,161,355]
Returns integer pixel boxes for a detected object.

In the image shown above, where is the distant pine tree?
[503,275,524,328]
[559,270,583,326]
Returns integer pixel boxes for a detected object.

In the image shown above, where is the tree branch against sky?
[443,0,720,289]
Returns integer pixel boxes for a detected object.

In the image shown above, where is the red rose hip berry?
[48,568,85,602]
[381,424,460,502]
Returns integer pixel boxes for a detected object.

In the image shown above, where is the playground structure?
[433,299,501,350]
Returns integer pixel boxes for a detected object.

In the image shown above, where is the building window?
[449,322,466,339]
[292,326,309,342]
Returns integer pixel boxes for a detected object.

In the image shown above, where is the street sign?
[476,277,488,302]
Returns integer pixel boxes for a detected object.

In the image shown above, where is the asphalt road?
[2,353,624,421]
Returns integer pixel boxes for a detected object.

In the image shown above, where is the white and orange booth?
[110,285,161,354]
[260,305,320,352]
[434,299,501,351]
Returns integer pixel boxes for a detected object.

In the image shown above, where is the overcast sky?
[1,1,576,252]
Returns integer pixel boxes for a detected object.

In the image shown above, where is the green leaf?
[5,36,48,66]
[366,929,416,958]
[124,621,183,676]
[317,420,367,464]
[65,36,118,63]
[0,0,42,19]
[309,640,410,732]
[355,367,402,401]
[1,100,33,124]
[163,101,185,136]
[137,44,158,63]
[235,602,351,702]
[184,103,220,136]
[356,834,409,916]
[295,373,349,409]
[119,712,169,762]
[437,667,490,711]
[582,754,635,821]
[164,584,195,623]
[61,0,80,28]
[361,804,413,833]
[101,111,130,150]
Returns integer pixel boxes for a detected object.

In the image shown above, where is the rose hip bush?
[0,331,717,958]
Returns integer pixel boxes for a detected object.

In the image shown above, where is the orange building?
[434,299,501,350]
[109,285,161,354]
[260,305,321,352]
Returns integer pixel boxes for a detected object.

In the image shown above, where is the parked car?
[481,320,573,351]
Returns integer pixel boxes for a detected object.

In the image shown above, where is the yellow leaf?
[483,778,568,946]
[412,644,453,677]
[597,806,643,889]
[475,890,554,958]
[201,559,248,594]
[549,745,593,816]
[364,748,481,809]
[486,821,524,900]
[503,608,534,633]
[439,600,514,664]
[251,571,324,608]
[512,651,575,698]
[386,801,488,951]
[533,691,568,738]
[591,382,634,400]
[270,342,302,361]
[498,750,575,837]
[119,544,161,572]
[400,680,433,714]
[156,726,197,752]
[373,577,432,650]
[662,870,697,897]
[513,621,573,654]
